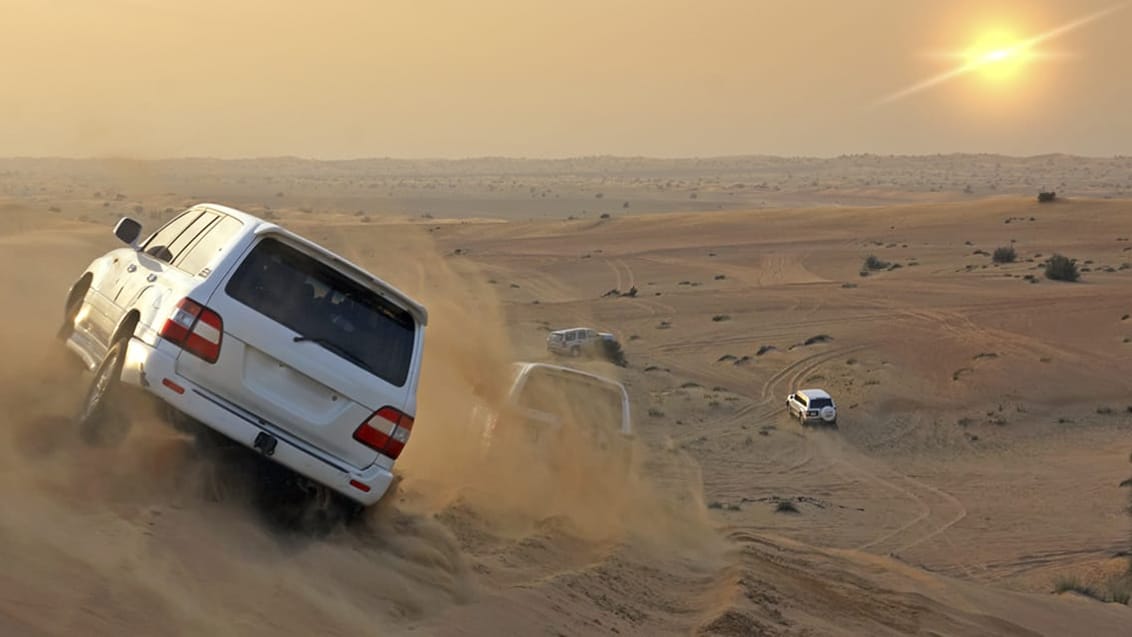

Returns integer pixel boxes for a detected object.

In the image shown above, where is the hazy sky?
[1,0,1129,158]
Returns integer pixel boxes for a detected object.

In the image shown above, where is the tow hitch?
[253,431,277,457]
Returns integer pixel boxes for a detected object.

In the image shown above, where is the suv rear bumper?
[121,338,394,506]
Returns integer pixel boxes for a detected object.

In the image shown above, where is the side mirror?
[113,217,142,247]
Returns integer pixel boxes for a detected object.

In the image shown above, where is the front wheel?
[76,338,132,446]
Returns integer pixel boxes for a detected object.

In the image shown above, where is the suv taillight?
[160,298,223,364]
[353,406,414,459]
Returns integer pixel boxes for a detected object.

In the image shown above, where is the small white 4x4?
[786,389,837,426]
[546,327,616,358]
[58,204,427,509]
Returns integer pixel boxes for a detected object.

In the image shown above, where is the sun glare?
[964,31,1031,83]
[876,3,1128,106]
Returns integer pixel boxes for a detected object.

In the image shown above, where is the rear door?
[176,234,421,470]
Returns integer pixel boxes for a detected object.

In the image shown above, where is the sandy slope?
[1,195,1130,635]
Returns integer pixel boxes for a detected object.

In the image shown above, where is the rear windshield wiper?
[293,335,376,375]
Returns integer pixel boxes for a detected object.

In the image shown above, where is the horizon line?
[0,151,1127,163]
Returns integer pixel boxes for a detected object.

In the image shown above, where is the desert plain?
[0,155,1130,636]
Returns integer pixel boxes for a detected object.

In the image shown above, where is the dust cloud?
[0,215,713,635]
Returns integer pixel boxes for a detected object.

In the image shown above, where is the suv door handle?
[126,264,137,273]
[146,273,157,282]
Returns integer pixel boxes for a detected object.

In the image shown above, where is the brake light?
[353,406,414,460]
[160,298,224,364]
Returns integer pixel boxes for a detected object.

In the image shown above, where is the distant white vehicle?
[546,327,617,358]
[786,388,838,426]
[478,362,632,452]
[57,203,427,514]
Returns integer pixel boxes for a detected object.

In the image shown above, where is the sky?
[0,0,1129,159]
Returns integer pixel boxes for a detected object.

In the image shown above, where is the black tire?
[76,338,132,446]
[253,466,363,537]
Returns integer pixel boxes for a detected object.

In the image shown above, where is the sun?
[963,30,1032,83]
[876,3,1124,105]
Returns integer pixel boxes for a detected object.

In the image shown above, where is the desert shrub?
[1053,577,1100,599]
[863,255,890,271]
[712,314,731,322]
[1110,586,1130,605]
[993,246,1017,263]
[1045,254,1080,282]
[775,500,800,514]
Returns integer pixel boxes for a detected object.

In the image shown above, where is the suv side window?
[165,212,218,260]
[175,215,244,277]
[143,210,202,262]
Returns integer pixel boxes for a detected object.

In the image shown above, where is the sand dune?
[1,189,1130,635]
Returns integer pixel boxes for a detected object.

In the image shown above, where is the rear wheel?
[76,338,132,446]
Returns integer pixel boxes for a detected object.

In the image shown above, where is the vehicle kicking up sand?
[57,203,428,519]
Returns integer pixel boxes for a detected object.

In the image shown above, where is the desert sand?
[0,158,1130,636]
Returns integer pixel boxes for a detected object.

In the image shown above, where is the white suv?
[58,203,427,510]
[785,389,837,426]
[546,327,616,358]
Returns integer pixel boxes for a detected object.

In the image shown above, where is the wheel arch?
[65,272,94,308]
[111,309,142,345]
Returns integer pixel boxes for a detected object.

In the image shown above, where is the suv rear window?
[808,397,833,409]
[225,238,416,386]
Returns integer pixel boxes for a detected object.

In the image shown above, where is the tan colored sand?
[1,190,1130,635]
